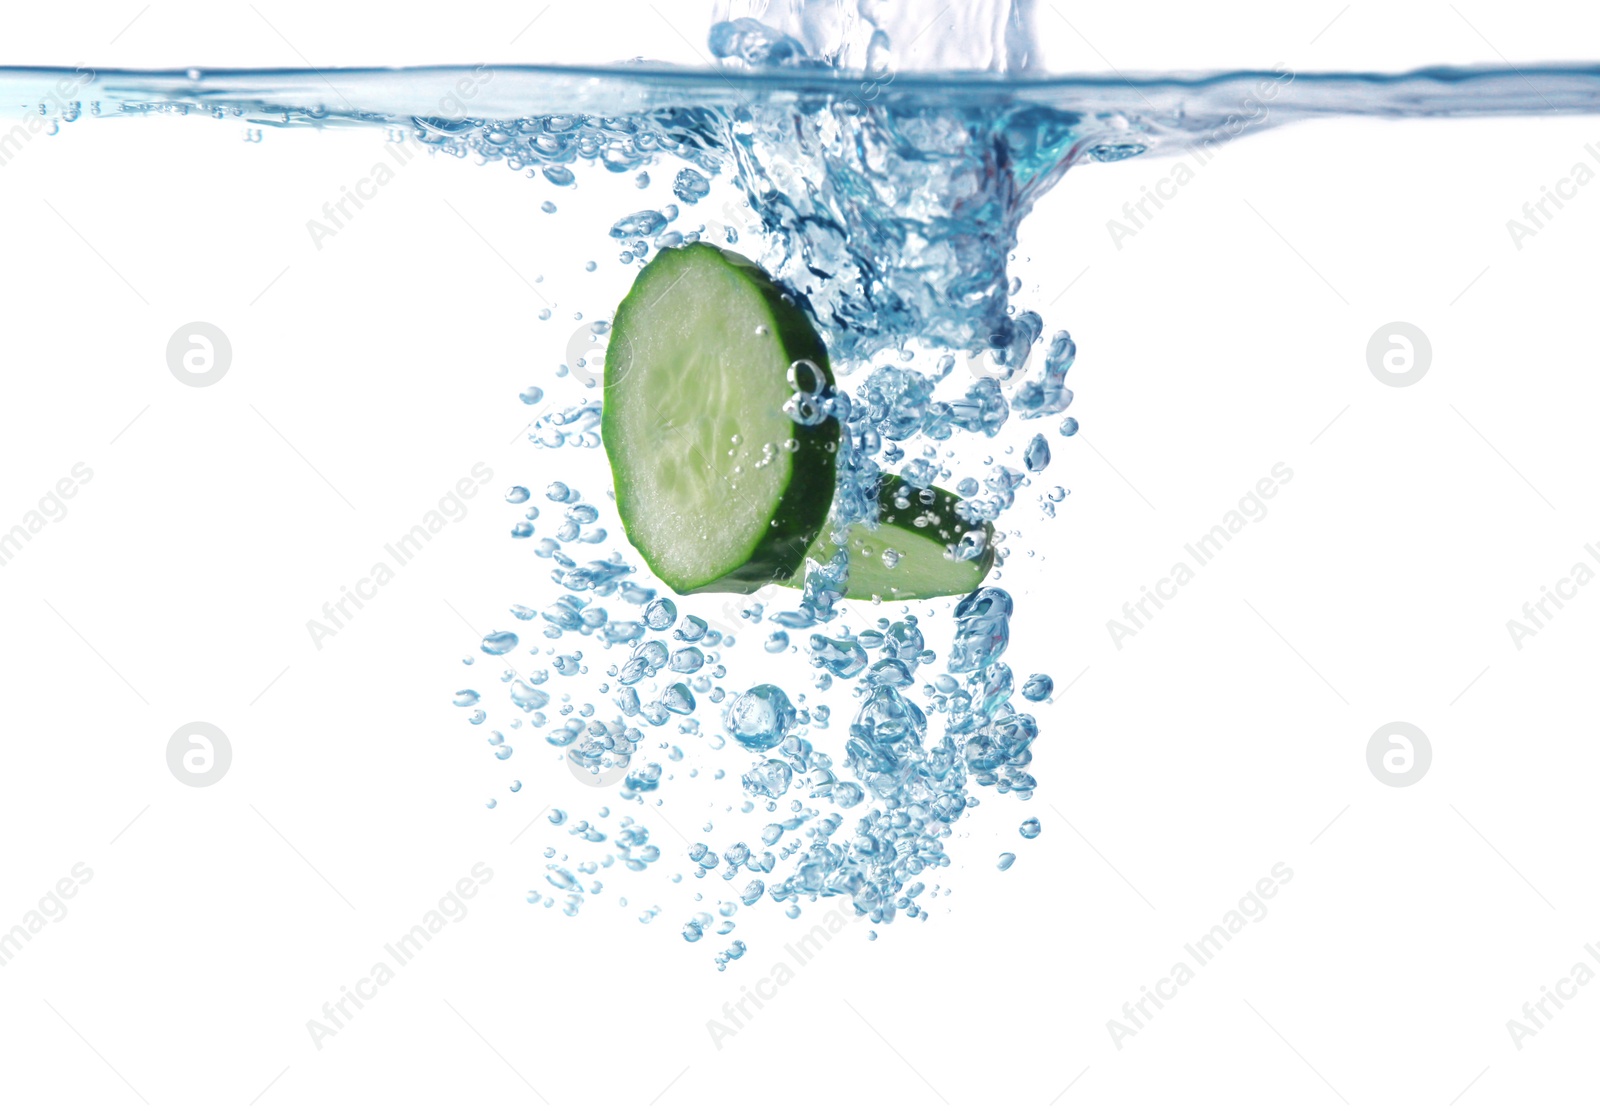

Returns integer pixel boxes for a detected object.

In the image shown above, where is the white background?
[2,2,1599,1109]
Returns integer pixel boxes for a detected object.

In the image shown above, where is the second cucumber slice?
[786,476,995,601]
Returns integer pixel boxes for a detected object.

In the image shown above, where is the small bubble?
[643,598,678,630]
[481,631,519,656]
[673,168,711,204]
[609,209,667,238]
[1022,673,1053,701]
[1024,434,1051,472]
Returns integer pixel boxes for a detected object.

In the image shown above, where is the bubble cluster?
[412,19,1091,967]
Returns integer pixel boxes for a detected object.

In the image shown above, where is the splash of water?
[709,0,1041,73]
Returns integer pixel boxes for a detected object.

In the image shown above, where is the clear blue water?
[14,41,1600,963]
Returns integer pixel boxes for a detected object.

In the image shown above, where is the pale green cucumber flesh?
[602,243,837,595]
[786,476,995,601]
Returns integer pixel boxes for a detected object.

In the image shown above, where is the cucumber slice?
[787,476,995,601]
[602,243,839,595]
